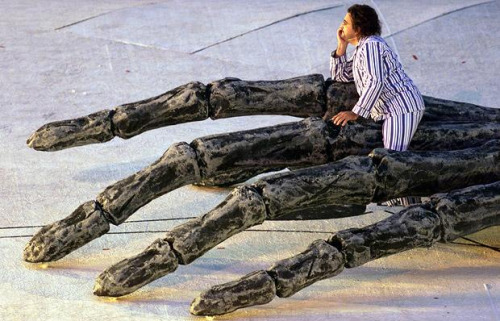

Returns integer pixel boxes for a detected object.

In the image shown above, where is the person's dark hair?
[348,4,381,38]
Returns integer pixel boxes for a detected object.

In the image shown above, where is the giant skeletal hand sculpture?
[24,74,500,315]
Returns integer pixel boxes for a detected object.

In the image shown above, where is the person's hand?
[337,26,347,45]
[332,111,358,127]
[336,26,348,56]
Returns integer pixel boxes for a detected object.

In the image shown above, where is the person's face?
[340,13,360,44]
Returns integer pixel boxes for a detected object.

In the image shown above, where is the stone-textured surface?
[268,239,344,297]
[27,82,209,151]
[254,140,500,221]
[325,82,500,123]
[97,142,201,224]
[193,181,499,315]
[326,104,500,161]
[164,186,267,264]
[22,138,500,292]
[328,122,385,159]
[95,143,500,298]
[256,156,376,219]
[323,81,360,121]
[410,122,500,151]
[190,270,276,316]
[422,96,500,123]
[190,240,344,315]
[23,90,500,263]
[112,81,209,138]
[269,203,367,220]
[23,200,110,262]
[329,181,500,269]
[209,74,325,118]
[93,186,267,297]
[371,140,500,201]
[329,205,442,268]
[25,77,500,153]
[192,117,335,185]
[93,238,178,297]
[26,109,115,151]
[434,181,500,242]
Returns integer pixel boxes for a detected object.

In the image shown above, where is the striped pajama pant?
[381,110,425,206]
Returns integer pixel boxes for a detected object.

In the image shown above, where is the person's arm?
[351,41,385,118]
[330,52,354,82]
[330,27,354,82]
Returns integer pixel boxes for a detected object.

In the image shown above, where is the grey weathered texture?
[26,74,327,152]
[324,97,500,162]
[23,132,499,264]
[23,73,500,312]
[326,122,383,160]
[89,142,500,298]
[269,203,367,220]
[324,81,500,123]
[322,80,360,121]
[26,75,500,152]
[208,74,325,118]
[268,239,345,298]
[192,117,337,186]
[254,140,499,219]
[330,121,500,160]
[23,142,200,263]
[112,81,209,138]
[421,95,500,123]
[93,186,267,297]
[23,117,339,263]
[26,81,209,152]
[255,156,376,219]
[329,205,441,268]
[191,112,500,188]
[433,181,500,242]
[97,142,201,225]
[370,139,500,202]
[26,110,115,151]
[190,240,345,316]
[94,238,178,297]
[190,270,276,316]
[329,181,500,268]
[23,201,110,263]
[191,181,500,315]
[410,122,500,151]
[163,186,267,265]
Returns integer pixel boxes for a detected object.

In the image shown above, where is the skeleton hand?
[23,75,500,316]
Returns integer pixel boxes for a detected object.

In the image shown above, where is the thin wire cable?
[0,228,333,239]
[455,236,500,252]
[0,225,45,230]
[0,217,198,230]
[3,222,498,253]
[2,216,498,252]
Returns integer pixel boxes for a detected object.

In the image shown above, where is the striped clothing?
[331,35,426,207]
[330,35,425,121]
[382,110,424,206]
[383,110,424,151]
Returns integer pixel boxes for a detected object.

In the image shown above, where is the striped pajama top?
[330,35,425,121]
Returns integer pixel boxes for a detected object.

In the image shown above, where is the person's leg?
[382,110,424,206]
[383,110,424,152]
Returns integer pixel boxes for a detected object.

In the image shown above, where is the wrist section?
[335,47,346,57]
